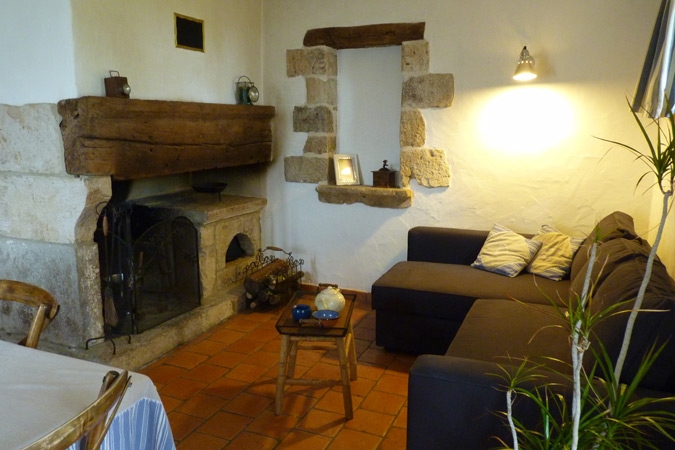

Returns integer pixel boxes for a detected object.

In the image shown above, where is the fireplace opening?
[95,201,201,335]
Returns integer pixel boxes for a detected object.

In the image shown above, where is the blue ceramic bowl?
[292,304,312,321]
[312,310,339,320]
[312,310,340,327]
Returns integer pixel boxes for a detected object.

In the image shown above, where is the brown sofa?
[371,212,675,449]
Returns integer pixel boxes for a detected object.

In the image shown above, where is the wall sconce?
[513,46,536,81]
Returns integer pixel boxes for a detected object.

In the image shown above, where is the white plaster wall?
[71,0,263,104]
[0,0,78,106]
[338,47,403,175]
[262,0,668,291]
[70,0,267,197]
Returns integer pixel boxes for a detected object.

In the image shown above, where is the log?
[303,22,425,49]
[57,96,275,180]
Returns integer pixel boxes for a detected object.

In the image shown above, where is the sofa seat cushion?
[372,261,571,319]
[446,299,572,373]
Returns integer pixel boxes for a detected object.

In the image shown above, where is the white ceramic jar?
[314,286,346,312]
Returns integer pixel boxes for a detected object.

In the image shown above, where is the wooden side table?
[274,290,357,419]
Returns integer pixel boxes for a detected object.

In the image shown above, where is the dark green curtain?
[632,0,675,116]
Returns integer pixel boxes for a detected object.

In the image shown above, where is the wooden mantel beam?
[303,22,425,49]
[57,96,275,180]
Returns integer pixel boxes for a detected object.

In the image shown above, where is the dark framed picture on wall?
[333,154,360,185]
[175,13,204,52]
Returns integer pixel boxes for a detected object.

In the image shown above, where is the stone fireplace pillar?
[0,103,110,347]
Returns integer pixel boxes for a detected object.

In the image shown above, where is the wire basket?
[242,247,304,309]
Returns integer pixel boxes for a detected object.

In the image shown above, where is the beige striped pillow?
[526,225,584,281]
[471,224,542,277]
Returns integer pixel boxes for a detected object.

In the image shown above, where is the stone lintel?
[304,23,425,49]
[316,184,412,208]
[287,47,338,77]
[402,40,429,73]
[402,73,454,108]
[293,105,335,133]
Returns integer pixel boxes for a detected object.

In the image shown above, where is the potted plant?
[499,99,675,450]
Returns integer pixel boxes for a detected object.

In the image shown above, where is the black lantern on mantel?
[372,160,397,188]
[104,70,131,98]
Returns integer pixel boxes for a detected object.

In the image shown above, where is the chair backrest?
[0,279,59,348]
[23,370,131,450]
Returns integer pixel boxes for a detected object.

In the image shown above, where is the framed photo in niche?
[333,154,360,185]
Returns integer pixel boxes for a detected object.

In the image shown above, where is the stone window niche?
[284,22,453,208]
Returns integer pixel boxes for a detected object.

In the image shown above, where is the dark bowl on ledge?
[191,182,228,194]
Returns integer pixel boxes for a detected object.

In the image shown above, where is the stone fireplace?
[0,98,274,369]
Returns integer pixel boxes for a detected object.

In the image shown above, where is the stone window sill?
[316,184,412,209]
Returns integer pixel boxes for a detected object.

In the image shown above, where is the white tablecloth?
[0,340,175,450]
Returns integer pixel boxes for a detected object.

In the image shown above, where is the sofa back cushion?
[569,238,651,305]
[570,211,639,282]
[570,237,675,391]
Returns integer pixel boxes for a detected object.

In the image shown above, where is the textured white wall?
[262,0,668,290]
[71,0,263,104]
[0,0,77,105]
[0,0,263,104]
[70,0,266,197]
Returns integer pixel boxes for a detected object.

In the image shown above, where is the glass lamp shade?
[513,46,537,81]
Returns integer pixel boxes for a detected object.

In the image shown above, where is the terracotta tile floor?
[140,292,413,449]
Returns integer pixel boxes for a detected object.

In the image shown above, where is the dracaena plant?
[598,97,675,388]
[496,98,675,450]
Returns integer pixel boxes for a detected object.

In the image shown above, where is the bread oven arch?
[226,232,255,262]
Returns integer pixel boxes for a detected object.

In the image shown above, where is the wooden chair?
[23,370,131,450]
[0,279,59,348]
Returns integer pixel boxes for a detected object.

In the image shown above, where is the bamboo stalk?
[613,190,673,385]
[571,241,597,450]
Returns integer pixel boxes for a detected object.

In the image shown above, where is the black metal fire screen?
[95,202,201,336]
